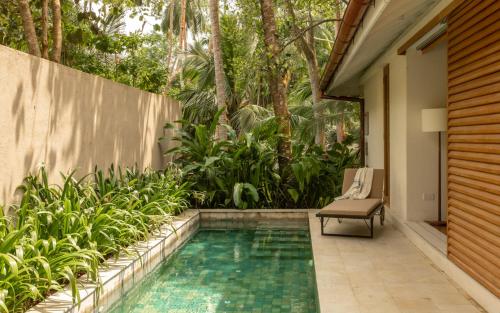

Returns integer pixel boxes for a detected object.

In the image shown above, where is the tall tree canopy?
[2,0,357,149]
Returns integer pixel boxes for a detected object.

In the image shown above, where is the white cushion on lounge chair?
[319,199,382,217]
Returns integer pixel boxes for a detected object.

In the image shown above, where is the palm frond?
[232,104,273,133]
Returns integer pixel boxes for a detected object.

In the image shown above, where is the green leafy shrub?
[287,142,360,208]
[167,113,359,209]
[0,166,188,313]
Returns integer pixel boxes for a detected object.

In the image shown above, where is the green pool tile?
[108,229,318,313]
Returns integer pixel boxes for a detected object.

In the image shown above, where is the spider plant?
[0,165,188,313]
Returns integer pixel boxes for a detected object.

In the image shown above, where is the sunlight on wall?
[0,45,181,209]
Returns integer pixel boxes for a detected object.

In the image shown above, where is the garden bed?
[28,210,199,313]
[0,167,189,313]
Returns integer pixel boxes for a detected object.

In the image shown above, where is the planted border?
[0,166,189,313]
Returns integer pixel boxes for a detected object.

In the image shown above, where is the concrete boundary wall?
[0,45,181,208]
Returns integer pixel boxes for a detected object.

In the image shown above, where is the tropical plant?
[167,112,359,209]
[0,165,188,313]
[287,141,360,208]
[170,12,267,131]
[168,110,279,208]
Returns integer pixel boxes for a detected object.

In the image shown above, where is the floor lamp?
[422,108,447,226]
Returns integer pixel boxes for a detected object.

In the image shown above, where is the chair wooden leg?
[320,216,324,235]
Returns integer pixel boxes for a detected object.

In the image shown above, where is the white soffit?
[326,0,439,97]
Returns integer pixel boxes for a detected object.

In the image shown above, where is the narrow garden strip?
[0,166,188,313]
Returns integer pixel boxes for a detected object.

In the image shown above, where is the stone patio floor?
[308,211,486,313]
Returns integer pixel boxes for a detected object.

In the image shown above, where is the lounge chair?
[316,168,385,238]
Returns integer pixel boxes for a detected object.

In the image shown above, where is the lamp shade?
[422,108,447,132]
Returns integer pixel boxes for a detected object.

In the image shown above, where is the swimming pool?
[107,228,318,313]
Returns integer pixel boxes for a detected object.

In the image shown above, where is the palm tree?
[259,0,292,170]
[99,11,126,35]
[172,40,217,126]
[208,0,228,138]
[171,27,263,132]
[180,0,187,50]
[235,98,359,149]
[51,0,62,62]
[41,0,49,58]
[162,0,207,86]
[287,74,359,147]
[161,0,207,38]
[17,0,63,62]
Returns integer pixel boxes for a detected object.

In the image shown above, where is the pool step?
[253,234,310,242]
[253,236,311,244]
[250,232,311,259]
[254,229,309,237]
[253,233,310,243]
[253,230,309,238]
[250,249,312,259]
[253,239,309,245]
[251,242,309,252]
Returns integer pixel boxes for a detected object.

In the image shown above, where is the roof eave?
[320,0,370,96]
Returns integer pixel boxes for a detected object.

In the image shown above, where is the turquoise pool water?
[108,229,318,313]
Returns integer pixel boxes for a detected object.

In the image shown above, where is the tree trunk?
[164,2,175,93]
[41,0,49,59]
[179,0,187,50]
[259,0,292,169]
[176,0,187,87]
[308,52,325,147]
[284,0,325,148]
[334,0,345,144]
[208,0,228,139]
[336,110,345,143]
[51,0,62,63]
[307,9,325,148]
[18,0,41,57]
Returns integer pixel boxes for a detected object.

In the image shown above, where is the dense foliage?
[167,112,359,209]
[1,0,169,93]
[166,1,359,147]
[2,0,358,147]
[0,166,187,313]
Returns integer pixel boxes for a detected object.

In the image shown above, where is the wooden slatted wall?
[447,0,500,297]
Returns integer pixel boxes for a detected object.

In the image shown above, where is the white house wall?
[362,45,447,222]
[360,0,452,223]
[388,55,408,222]
[354,1,498,309]
[406,42,448,222]
[363,70,384,169]
[361,54,408,221]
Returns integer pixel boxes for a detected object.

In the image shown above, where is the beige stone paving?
[308,211,486,313]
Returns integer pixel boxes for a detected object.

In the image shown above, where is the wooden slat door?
[447,0,500,297]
